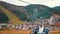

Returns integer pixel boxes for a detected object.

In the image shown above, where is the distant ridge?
[53,6,60,10]
[51,6,60,15]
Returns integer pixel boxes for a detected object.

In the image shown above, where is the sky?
[0,0,60,7]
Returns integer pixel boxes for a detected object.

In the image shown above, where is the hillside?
[0,1,28,21]
[25,4,52,21]
[0,1,53,23]
[0,6,27,24]
[51,6,60,15]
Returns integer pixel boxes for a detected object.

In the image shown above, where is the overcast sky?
[0,0,60,7]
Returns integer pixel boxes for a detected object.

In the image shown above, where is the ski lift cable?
[19,0,31,4]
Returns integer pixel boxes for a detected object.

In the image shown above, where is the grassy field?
[0,29,31,34]
[0,29,60,34]
[49,30,60,34]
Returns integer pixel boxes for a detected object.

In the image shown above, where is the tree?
[52,6,60,15]
[0,11,9,23]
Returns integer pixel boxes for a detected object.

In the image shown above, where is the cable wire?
[19,0,31,4]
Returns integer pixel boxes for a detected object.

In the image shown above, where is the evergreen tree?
[0,11,9,23]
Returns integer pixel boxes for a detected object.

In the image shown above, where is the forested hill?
[0,1,60,24]
[51,6,60,15]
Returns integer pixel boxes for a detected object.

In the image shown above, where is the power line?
[19,0,31,4]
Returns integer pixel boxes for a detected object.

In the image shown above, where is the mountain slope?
[25,4,52,21]
[0,1,28,21]
[52,6,60,15]
[0,6,27,24]
[0,1,52,22]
